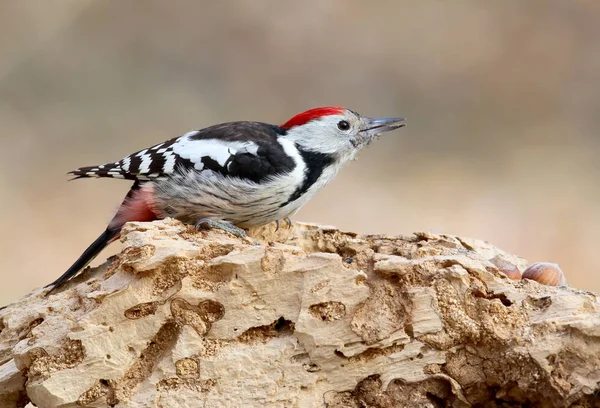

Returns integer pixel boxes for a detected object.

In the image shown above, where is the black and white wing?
[69,122,296,183]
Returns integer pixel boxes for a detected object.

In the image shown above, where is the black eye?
[337,120,350,131]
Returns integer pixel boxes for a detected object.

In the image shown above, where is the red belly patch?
[109,183,159,230]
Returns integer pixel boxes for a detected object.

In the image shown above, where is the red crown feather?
[280,106,345,130]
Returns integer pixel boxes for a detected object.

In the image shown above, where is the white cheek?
[282,114,363,160]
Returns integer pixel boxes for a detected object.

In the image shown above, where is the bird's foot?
[195,219,247,238]
[274,217,293,232]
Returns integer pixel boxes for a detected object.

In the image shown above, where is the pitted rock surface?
[0,219,599,407]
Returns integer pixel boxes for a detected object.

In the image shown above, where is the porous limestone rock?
[1,220,599,407]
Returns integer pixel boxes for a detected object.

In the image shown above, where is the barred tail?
[68,162,135,180]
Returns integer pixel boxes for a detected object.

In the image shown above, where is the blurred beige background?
[1,1,599,304]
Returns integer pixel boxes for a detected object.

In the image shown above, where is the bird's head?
[280,106,405,160]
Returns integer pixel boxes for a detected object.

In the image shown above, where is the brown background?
[1,1,599,304]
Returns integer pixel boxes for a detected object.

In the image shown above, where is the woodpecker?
[47,106,405,293]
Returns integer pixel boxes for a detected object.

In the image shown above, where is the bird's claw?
[194,218,247,238]
[274,217,293,232]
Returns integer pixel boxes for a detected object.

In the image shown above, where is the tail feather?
[68,162,136,180]
[46,181,155,295]
[45,228,120,295]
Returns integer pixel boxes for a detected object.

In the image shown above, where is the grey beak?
[361,117,406,136]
